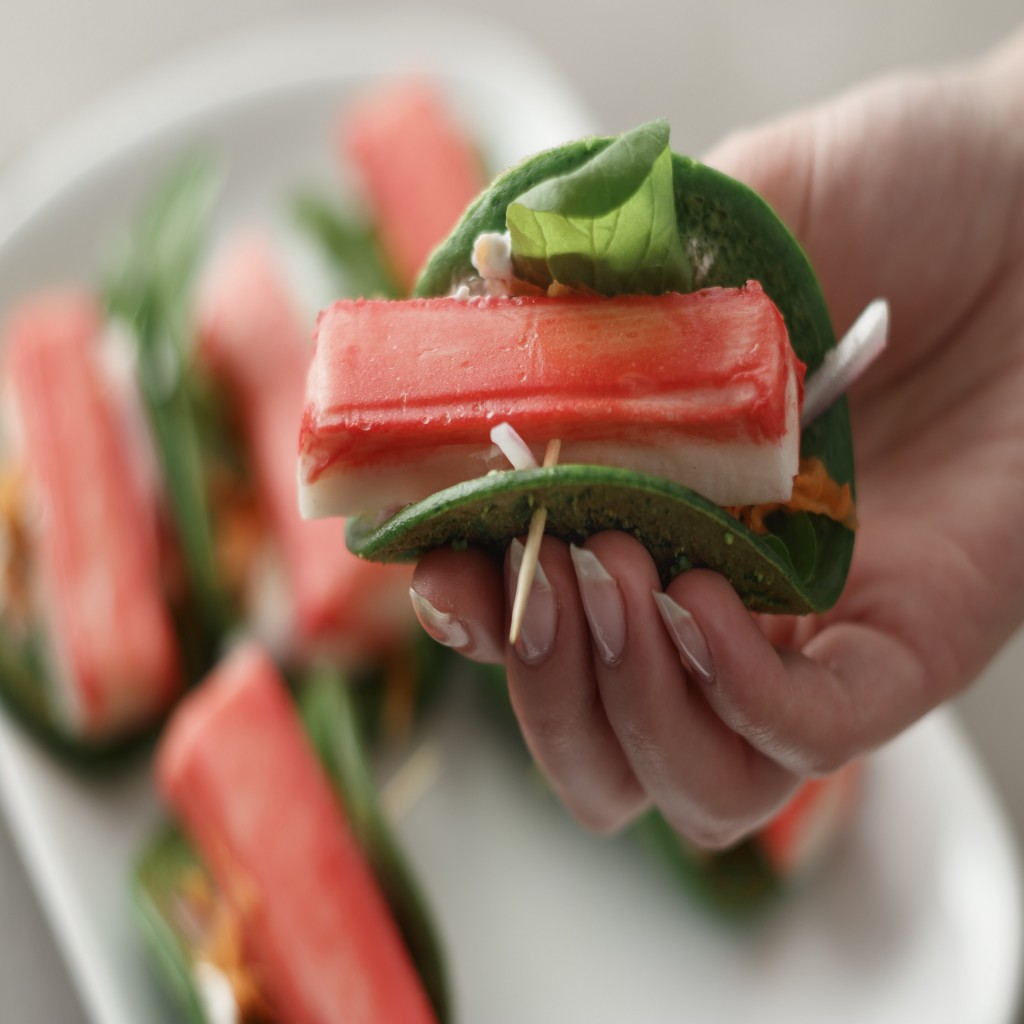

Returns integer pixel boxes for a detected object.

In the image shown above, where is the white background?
[0,1,1021,1020]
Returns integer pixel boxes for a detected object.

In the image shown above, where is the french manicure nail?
[508,538,558,664]
[409,587,471,651]
[569,545,626,666]
[652,591,715,683]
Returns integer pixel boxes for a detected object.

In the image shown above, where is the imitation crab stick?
[197,233,412,658]
[3,291,181,738]
[298,282,805,520]
[343,78,486,293]
[759,763,861,878]
[156,643,437,1024]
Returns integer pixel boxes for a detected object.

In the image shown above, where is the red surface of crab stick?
[298,283,805,519]
[343,78,486,292]
[156,643,437,1024]
[3,291,181,738]
[197,233,411,658]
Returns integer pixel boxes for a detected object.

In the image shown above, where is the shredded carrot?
[727,457,857,535]
[380,644,421,745]
[208,468,266,600]
[0,466,32,628]
[201,899,274,1022]
[174,867,275,1022]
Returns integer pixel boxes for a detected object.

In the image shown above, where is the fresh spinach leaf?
[762,511,819,584]
[506,120,691,295]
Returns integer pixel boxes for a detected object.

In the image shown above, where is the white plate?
[0,14,1021,1024]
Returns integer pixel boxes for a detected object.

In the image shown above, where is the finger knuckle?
[682,819,751,852]
[569,796,636,836]
[660,801,757,852]
[796,744,853,777]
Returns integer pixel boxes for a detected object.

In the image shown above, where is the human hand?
[408,31,1024,848]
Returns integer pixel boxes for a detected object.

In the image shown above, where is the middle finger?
[571,532,798,848]
[504,536,648,834]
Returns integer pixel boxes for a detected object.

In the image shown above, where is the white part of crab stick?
[3,290,181,738]
[298,284,804,518]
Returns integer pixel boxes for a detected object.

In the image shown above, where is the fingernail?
[409,587,471,651]
[508,539,558,665]
[652,591,715,683]
[569,544,626,666]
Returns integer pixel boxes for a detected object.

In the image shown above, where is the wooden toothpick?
[509,438,561,645]
[381,740,443,823]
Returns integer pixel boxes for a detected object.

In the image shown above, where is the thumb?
[702,60,1018,356]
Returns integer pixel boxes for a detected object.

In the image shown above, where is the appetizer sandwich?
[297,120,859,613]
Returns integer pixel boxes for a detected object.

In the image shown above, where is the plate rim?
[0,13,1021,1024]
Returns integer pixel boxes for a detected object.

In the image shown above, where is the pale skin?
[409,30,1024,849]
